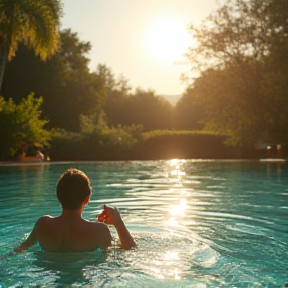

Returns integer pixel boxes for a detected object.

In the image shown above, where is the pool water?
[0,160,287,287]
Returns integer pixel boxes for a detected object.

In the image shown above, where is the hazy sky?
[61,0,220,95]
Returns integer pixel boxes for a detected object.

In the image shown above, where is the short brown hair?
[56,169,91,210]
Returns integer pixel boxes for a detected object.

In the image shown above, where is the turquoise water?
[0,160,287,287]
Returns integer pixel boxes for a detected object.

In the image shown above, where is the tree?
[97,64,173,130]
[173,87,205,130]
[104,86,173,131]
[0,93,50,160]
[186,0,288,146]
[1,29,106,131]
[0,0,62,90]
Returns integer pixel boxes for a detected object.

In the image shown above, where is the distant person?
[36,150,45,161]
[15,169,136,252]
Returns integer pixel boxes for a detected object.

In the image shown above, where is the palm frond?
[0,0,63,60]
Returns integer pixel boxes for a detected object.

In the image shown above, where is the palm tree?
[0,0,62,90]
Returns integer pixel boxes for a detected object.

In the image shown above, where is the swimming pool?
[0,160,287,287]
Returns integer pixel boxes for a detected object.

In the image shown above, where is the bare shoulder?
[37,215,53,222]
[89,221,112,248]
[89,220,110,234]
[35,215,55,228]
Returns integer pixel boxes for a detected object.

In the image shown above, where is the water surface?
[0,160,287,287]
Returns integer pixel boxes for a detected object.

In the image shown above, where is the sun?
[145,17,190,64]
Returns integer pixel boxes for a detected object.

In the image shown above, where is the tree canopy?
[104,86,173,131]
[173,87,205,130]
[186,0,288,146]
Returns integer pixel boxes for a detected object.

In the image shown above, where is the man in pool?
[15,168,136,252]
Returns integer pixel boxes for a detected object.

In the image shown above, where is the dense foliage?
[49,114,143,160]
[49,128,243,161]
[0,93,50,160]
[173,87,205,130]
[185,0,288,146]
[105,87,173,131]
[1,29,106,131]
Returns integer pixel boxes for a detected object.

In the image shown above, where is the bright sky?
[61,0,220,95]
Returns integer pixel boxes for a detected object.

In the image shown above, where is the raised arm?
[97,204,136,250]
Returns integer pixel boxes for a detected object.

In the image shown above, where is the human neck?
[61,208,83,218]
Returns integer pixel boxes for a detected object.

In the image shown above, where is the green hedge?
[133,131,256,160]
[49,129,257,161]
[142,129,220,140]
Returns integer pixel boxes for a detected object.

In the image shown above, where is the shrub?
[0,94,50,160]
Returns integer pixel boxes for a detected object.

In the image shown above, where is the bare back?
[35,215,112,252]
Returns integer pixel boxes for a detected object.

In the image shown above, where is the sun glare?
[145,17,190,64]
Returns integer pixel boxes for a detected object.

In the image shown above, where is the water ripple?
[0,161,287,287]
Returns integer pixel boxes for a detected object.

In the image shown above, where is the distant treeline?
[1,30,203,134]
